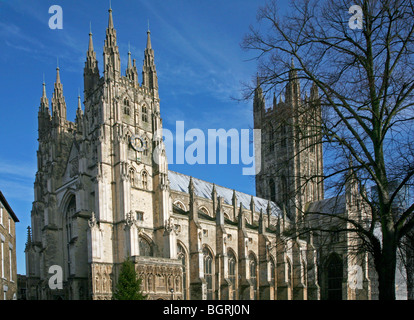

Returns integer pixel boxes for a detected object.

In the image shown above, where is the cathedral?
[25,7,379,300]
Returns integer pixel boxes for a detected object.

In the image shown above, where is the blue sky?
[0,0,294,275]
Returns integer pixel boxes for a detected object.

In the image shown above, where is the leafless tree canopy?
[242,0,414,299]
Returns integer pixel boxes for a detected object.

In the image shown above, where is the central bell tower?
[254,60,324,220]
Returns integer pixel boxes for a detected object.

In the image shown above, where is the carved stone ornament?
[88,211,98,228]
[125,211,136,227]
[164,217,177,235]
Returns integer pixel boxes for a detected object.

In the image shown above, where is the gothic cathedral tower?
[26,7,179,300]
[254,60,324,221]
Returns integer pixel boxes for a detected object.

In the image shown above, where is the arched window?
[269,178,276,202]
[177,244,187,300]
[269,126,274,152]
[199,207,210,217]
[203,247,213,300]
[270,258,276,287]
[326,253,343,300]
[139,237,152,257]
[302,260,308,287]
[143,138,149,156]
[174,201,185,211]
[66,196,76,275]
[287,257,293,288]
[228,250,237,300]
[281,123,287,148]
[281,175,288,208]
[147,274,153,292]
[124,98,130,115]
[142,105,148,123]
[142,171,148,190]
[129,168,135,187]
[249,253,257,300]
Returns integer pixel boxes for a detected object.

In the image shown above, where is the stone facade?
[25,7,378,300]
[0,191,19,300]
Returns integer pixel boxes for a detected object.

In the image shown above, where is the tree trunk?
[377,240,397,300]
[406,235,414,300]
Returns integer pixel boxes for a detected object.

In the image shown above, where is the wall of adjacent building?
[0,204,18,300]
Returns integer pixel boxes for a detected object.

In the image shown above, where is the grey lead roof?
[306,195,346,215]
[168,170,283,218]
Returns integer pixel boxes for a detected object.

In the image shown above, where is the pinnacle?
[56,66,61,84]
[42,82,47,98]
[146,29,152,50]
[88,30,94,52]
[108,7,114,29]
[127,51,132,69]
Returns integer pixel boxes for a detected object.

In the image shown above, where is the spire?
[232,189,237,206]
[142,29,158,93]
[212,183,217,199]
[40,81,49,109]
[104,4,121,79]
[253,74,265,112]
[189,176,195,194]
[127,42,132,68]
[310,81,319,101]
[238,202,245,229]
[250,195,255,212]
[76,93,84,133]
[38,79,51,140]
[259,208,265,234]
[287,57,300,105]
[126,46,138,85]
[52,66,67,126]
[25,226,32,248]
[88,28,94,52]
[77,93,82,112]
[56,66,61,84]
[108,6,114,29]
[84,24,100,96]
[146,29,152,50]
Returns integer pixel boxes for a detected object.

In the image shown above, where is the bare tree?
[242,0,414,300]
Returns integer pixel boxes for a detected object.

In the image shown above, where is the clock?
[130,134,147,152]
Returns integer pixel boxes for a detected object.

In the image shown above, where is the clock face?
[130,134,147,152]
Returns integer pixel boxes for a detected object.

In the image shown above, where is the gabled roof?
[306,195,346,215]
[0,191,19,222]
[168,170,283,218]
